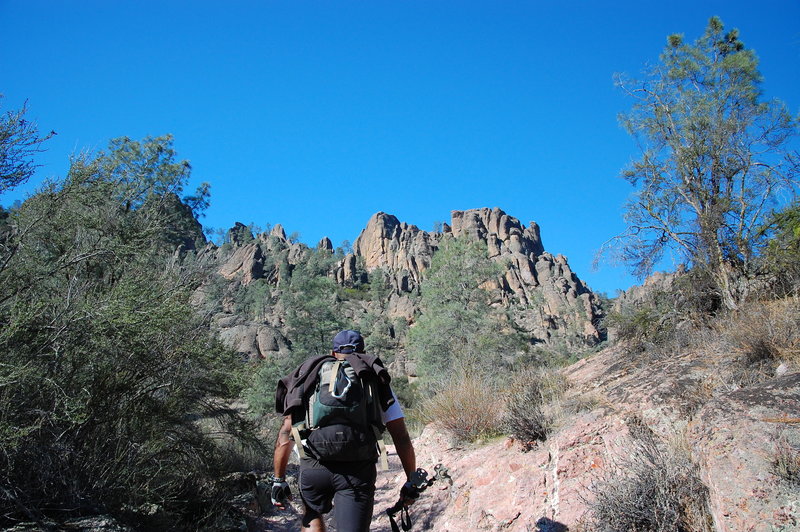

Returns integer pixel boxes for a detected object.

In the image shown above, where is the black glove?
[400,480,420,503]
[271,477,291,508]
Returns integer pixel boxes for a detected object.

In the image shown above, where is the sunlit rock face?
[210,207,604,360]
[351,207,603,346]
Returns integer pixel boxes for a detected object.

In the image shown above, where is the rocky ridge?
[207,207,604,362]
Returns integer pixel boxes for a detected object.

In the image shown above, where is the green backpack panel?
[292,359,387,465]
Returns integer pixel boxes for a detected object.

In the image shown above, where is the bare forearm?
[386,418,416,479]
[395,437,416,479]
[274,416,293,478]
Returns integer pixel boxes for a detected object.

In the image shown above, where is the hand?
[400,480,420,506]
[271,478,292,509]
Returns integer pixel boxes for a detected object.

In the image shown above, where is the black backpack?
[291,358,388,467]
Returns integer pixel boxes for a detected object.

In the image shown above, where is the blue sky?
[2,1,799,296]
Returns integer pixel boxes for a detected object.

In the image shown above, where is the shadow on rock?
[536,517,569,532]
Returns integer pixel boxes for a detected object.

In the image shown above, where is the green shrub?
[0,136,264,530]
[607,270,721,354]
[407,237,525,390]
[761,201,800,295]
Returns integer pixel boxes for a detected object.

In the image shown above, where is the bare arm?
[274,415,294,479]
[386,417,416,480]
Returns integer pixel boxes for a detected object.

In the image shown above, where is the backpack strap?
[328,360,342,393]
[374,425,389,471]
[291,424,308,459]
[364,380,389,470]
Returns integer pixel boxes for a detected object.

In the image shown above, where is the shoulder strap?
[374,425,389,471]
[364,381,389,470]
[291,425,307,459]
[328,360,342,393]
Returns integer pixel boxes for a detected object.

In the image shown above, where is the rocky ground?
[23,339,796,531]
[251,342,799,532]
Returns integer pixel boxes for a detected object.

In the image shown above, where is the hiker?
[272,329,418,532]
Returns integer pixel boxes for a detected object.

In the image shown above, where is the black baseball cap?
[333,330,365,354]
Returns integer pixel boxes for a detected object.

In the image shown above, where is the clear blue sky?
[2,1,799,296]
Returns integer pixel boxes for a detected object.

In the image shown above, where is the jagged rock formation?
[350,207,602,346]
[206,207,604,360]
[352,212,437,292]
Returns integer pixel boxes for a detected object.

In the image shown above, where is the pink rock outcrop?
[257,337,799,531]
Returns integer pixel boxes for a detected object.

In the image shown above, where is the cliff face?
[349,207,602,347]
[352,212,437,293]
[207,207,604,361]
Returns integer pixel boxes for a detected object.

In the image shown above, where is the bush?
[587,418,713,532]
[761,201,800,295]
[607,270,721,354]
[502,368,567,449]
[0,137,264,530]
[773,434,800,486]
[421,375,503,443]
[709,297,800,388]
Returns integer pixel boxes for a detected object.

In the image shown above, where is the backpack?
[291,358,388,468]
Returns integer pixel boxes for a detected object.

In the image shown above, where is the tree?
[611,17,799,309]
[762,200,800,291]
[0,136,259,529]
[0,97,54,195]
[245,248,347,417]
[407,237,523,391]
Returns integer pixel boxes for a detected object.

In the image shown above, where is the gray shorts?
[298,457,377,532]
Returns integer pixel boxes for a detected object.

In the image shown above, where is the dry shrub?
[421,375,503,443]
[559,393,604,416]
[503,368,569,450]
[587,418,713,532]
[773,433,800,486]
[720,297,800,385]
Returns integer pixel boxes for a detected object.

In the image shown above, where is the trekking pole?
[386,464,451,532]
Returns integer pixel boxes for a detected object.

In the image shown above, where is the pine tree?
[611,17,799,309]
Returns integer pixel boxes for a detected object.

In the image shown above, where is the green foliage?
[761,201,800,292]
[245,248,347,417]
[0,97,54,195]
[610,16,799,309]
[357,311,400,362]
[408,237,524,390]
[367,267,392,301]
[234,278,272,319]
[0,136,261,529]
[607,271,720,352]
[282,255,347,360]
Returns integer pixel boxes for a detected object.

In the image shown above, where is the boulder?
[689,373,800,532]
[218,243,264,284]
